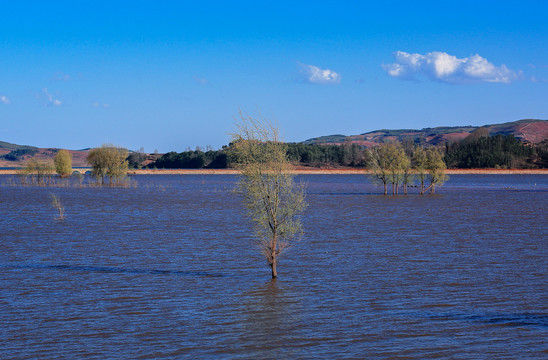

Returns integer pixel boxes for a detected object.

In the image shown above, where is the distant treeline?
[147,149,230,169]
[147,143,366,169]
[444,129,546,168]
[146,132,547,169]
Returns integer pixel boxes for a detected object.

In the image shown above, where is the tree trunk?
[383,182,387,195]
[271,259,277,279]
[423,183,434,194]
[271,233,278,279]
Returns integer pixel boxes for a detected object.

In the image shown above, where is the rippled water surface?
[1,174,547,359]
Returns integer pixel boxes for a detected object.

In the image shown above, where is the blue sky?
[1,1,547,152]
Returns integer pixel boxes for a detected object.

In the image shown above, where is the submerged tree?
[386,143,409,195]
[366,146,390,195]
[231,111,307,279]
[367,143,410,195]
[87,144,128,185]
[18,159,55,185]
[50,193,65,220]
[413,145,428,194]
[422,147,448,194]
[54,149,73,178]
[400,151,412,195]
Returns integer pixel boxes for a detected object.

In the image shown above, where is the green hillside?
[0,141,37,150]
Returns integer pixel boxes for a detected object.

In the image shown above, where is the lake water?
[1,174,547,359]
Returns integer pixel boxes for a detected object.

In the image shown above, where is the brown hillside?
[513,121,548,143]
[305,119,548,147]
[0,148,90,168]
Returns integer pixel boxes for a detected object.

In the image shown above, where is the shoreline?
[2,168,547,175]
[130,168,548,175]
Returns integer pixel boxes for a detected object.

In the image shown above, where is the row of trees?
[444,128,536,168]
[286,142,365,167]
[148,142,366,169]
[149,149,228,169]
[366,143,448,195]
[148,133,544,170]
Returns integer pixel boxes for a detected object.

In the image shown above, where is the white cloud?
[298,63,341,84]
[43,88,62,106]
[383,51,518,83]
[93,102,110,108]
[0,95,10,104]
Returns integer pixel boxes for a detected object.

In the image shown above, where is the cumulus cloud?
[0,95,10,104]
[383,51,518,83]
[298,63,341,84]
[43,88,62,106]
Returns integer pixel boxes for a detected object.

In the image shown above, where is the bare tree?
[231,111,307,279]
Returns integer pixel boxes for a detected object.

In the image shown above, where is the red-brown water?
[1,174,547,359]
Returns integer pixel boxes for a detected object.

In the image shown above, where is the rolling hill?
[303,119,548,147]
[1,119,547,168]
[0,144,90,168]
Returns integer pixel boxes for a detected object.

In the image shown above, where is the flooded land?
[1,174,547,359]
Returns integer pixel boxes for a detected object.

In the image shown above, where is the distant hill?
[0,141,37,151]
[0,145,91,168]
[303,119,548,147]
[2,119,547,168]
[0,145,153,168]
